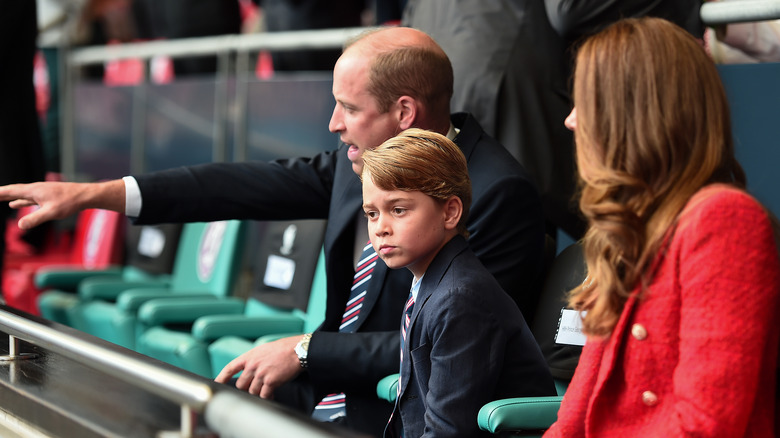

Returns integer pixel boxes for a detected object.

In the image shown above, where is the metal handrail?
[0,306,210,436]
[68,26,373,66]
[61,0,780,67]
[701,0,780,26]
[0,306,360,437]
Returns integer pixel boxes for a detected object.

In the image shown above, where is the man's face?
[329,52,399,175]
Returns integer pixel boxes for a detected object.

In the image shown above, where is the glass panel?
[73,83,133,180]
[245,73,338,161]
[719,63,780,218]
[145,77,217,172]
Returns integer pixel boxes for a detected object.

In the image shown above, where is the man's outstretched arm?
[0,179,126,230]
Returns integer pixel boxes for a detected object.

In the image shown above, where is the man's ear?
[396,96,418,130]
[443,196,463,231]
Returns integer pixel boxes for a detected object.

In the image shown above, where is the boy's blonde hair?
[361,128,471,238]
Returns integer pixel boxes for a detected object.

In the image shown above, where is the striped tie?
[398,291,415,397]
[312,241,377,422]
[340,241,377,332]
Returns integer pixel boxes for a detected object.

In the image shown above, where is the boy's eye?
[364,211,378,219]
[393,207,406,215]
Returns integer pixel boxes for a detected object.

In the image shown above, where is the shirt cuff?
[122,176,142,218]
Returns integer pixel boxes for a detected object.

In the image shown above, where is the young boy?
[360,129,555,437]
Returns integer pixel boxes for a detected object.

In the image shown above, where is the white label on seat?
[555,308,587,346]
[138,226,165,258]
[264,254,296,290]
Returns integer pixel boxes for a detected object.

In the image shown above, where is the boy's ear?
[396,96,418,130]
[443,196,463,231]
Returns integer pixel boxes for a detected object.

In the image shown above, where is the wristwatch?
[294,333,313,368]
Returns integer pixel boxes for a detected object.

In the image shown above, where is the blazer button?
[642,391,658,406]
[631,323,647,340]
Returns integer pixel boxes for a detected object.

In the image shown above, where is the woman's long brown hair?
[569,17,746,336]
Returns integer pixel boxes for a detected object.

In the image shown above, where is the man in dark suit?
[0,27,546,436]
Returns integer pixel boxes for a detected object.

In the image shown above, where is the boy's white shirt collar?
[411,274,424,302]
[446,123,459,141]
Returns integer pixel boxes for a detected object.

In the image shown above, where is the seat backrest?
[123,223,183,279]
[531,241,588,389]
[243,219,327,319]
[69,209,125,269]
[302,248,327,332]
[168,220,247,296]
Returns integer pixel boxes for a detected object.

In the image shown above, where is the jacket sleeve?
[656,191,780,436]
[133,149,339,224]
[544,0,704,42]
[307,330,400,395]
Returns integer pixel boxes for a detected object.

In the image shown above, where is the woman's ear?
[442,196,463,231]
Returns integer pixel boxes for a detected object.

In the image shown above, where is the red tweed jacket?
[545,185,780,437]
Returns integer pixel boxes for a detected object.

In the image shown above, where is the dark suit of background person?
[131,112,546,436]
[0,1,47,294]
[388,236,554,438]
[254,0,368,71]
[544,0,705,47]
[132,0,242,76]
[402,0,585,240]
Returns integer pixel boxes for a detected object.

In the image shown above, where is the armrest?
[477,396,563,433]
[116,288,216,312]
[78,278,171,302]
[191,314,305,342]
[376,373,399,403]
[35,266,124,290]
[138,297,246,326]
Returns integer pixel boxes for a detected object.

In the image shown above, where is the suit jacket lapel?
[451,112,479,161]
[398,237,469,396]
[326,152,362,254]
[590,293,640,405]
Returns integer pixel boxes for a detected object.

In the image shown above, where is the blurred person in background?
[0,1,47,298]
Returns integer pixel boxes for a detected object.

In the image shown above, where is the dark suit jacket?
[387,236,555,438]
[134,112,545,436]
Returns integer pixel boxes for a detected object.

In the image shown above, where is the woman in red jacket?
[546,17,780,437]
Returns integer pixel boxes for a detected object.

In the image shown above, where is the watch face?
[295,335,310,359]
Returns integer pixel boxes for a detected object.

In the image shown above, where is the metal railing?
[60,27,372,181]
[701,0,780,25]
[0,306,352,438]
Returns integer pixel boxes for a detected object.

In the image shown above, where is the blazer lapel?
[589,294,640,406]
[397,237,469,397]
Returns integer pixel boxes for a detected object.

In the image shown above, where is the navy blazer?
[388,236,555,438]
[134,113,545,436]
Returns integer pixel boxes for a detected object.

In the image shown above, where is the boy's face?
[329,51,401,176]
[362,176,454,279]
